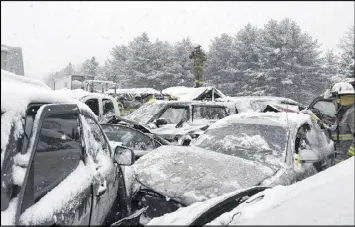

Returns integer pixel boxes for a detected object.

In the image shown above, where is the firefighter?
[116,95,125,116]
[129,94,143,113]
[189,45,207,88]
[145,94,157,103]
[329,82,355,163]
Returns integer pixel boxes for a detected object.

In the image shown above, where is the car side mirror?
[179,135,192,146]
[156,118,168,127]
[297,149,318,163]
[114,146,135,166]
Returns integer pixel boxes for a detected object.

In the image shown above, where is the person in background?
[129,94,143,114]
[189,45,207,88]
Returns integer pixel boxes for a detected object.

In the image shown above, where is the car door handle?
[96,180,107,197]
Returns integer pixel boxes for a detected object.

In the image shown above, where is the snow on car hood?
[147,157,354,226]
[133,146,276,205]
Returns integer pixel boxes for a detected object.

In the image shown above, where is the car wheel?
[104,165,129,225]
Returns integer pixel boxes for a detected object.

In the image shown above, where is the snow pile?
[132,145,275,205]
[210,157,355,225]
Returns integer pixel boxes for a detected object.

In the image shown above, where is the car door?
[308,98,337,125]
[306,120,336,170]
[101,124,162,157]
[292,124,319,182]
[16,104,93,225]
[80,113,119,225]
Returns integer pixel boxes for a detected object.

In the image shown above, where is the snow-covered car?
[56,88,122,122]
[101,123,170,159]
[162,86,226,101]
[0,70,143,225]
[219,96,305,113]
[147,157,354,225]
[129,112,335,223]
[125,100,236,143]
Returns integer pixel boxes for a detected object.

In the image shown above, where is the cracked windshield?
[1,1,354,226]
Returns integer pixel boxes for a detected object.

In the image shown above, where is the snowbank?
[212,157,355,225]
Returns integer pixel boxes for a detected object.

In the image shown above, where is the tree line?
[46,18,354,104]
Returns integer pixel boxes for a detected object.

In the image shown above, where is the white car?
[56,88,121,122]
[147,157,354,225]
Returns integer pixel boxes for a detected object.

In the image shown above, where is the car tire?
[104,165,129,225]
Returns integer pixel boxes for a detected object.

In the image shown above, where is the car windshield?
[194,123,288,167]
[126,102,166,124]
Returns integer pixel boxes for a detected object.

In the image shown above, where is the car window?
[193,106,227,120]
[312,101,336,117]
[159,107,188,124]
[101,124,161,151]
[33,113,81,201]
[85,98,100,116]
[83,116,111,157]
[103,98,115,115]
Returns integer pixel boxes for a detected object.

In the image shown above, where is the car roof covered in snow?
[208,112,312,130]
[218,96,302,113]
[162,86,226,101]
[1,70,94,116]
[55,88,115,101]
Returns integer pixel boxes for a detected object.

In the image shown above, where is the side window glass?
[193,106,227,120]
[83,116,110,157]
[312,101,336,117]
[103,99,115,116]
[33,113,81,201]
[85,99,99,116]
[159,107,188,124]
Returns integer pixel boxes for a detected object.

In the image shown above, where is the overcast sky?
[1,1,354,80]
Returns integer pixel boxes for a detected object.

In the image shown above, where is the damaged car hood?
[132,146,276,205]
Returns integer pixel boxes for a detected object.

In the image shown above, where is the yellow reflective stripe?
[118,102,125,116]
[195,80,204,83]
[311,113,320,121]
[331,133,353,141]
[311,113,329,128]
[296,152,300,166]
[348,146,355,156]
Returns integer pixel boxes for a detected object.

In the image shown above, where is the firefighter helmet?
[331,82,355,96]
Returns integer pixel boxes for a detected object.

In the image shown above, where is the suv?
[1,70,142,225]
[126,100,236,142]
